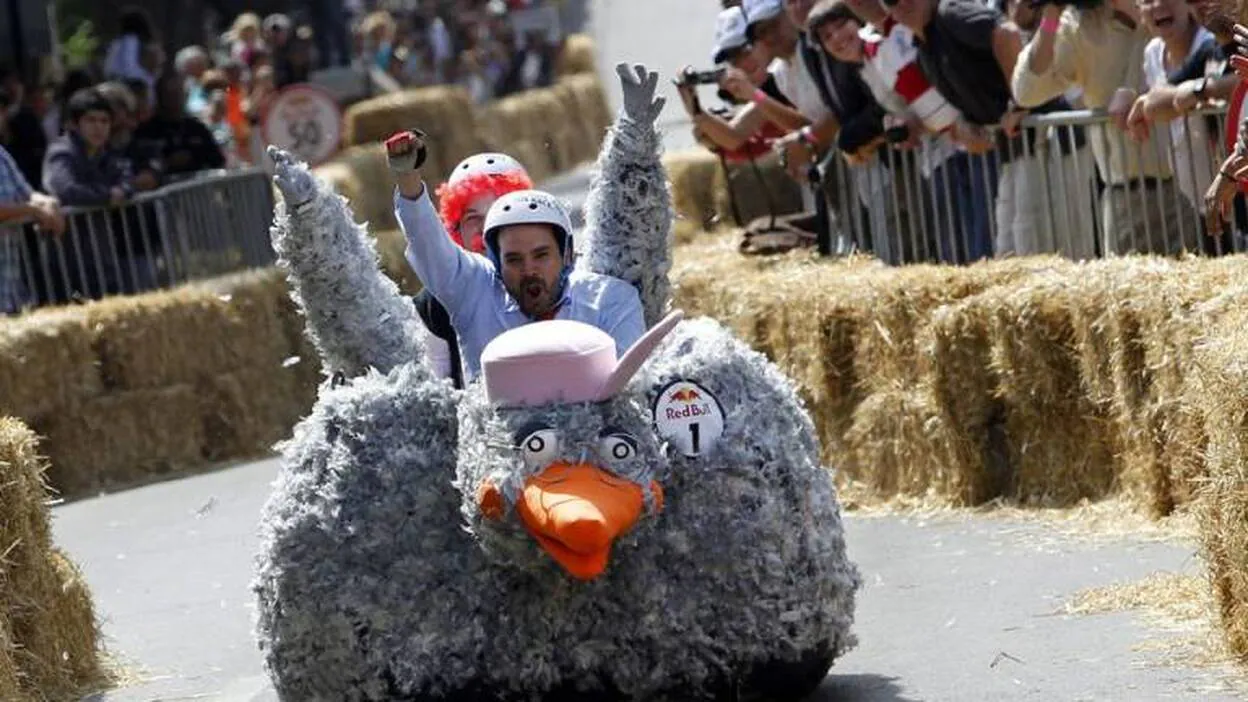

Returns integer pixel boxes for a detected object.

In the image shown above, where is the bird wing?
[270,158,425,379]
[577,93,674,328]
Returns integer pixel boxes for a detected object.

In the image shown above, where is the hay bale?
[87,279,290,392]
[843,387,953,500]
[555,33,597,76]
[986,272,1118,506]
[917,295,1007,505]
[561,73,612,145]
[200,364,311,461]
[712,152,806,227]
[342,85,483,170]
[313,143,398,231]
[0,308,102,420]
[1191,303,1248,660]
[0,418,105,698]
[665,148,722,231]
[33,384,206,497]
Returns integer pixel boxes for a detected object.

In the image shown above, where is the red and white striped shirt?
[859,18,960,133]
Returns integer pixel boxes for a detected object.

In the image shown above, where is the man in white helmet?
[413,151,534,389]
[388,64,666,383]
[388,130,645,380]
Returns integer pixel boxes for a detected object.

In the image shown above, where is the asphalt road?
[57,457,1242,702]
[47,1,1248,700]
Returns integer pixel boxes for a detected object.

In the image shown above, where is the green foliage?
[61,21,99,70]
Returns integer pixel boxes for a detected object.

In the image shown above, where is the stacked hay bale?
[671,231,1248,513]
[342,86,484,179]
[663,148,804,245]
[6,271,321,499]
[1190,297,1248,661]
[0,418,106,699]
[555,33,598,76]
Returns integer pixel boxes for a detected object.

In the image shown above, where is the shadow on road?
[810,673,918,702]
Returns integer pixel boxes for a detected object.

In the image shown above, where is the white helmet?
[483,189,574,268]
[446,152,529,187]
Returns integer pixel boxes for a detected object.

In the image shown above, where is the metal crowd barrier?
[11,167,276,309]
[813,105,1238,264]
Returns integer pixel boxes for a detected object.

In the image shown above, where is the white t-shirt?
[1142,30,1216,211]
[770,53,833,123]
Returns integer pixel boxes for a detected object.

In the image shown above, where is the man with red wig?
[414,151,534,389]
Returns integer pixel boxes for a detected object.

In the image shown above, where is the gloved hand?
[384,129,429,173]
[617,63,666,126]
[269,146,318,211]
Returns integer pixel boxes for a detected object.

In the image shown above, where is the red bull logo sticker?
[651,380,725,458]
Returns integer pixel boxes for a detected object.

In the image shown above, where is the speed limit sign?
[261,84,343,166]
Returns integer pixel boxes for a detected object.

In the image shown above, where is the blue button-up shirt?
[0,145,33,313]
[397,188,644,381]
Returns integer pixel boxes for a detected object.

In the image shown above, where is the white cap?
[742,0,785,32]
[712,7,750,64]
[447,152,529,187]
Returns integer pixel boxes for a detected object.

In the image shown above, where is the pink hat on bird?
[481,311,685,408]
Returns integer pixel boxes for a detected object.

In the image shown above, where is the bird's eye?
[599,432,639,463]
[518,428,560,469]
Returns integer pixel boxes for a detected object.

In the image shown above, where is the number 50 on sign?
[261,84,343,167]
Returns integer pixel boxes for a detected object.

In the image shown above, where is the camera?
[884,125,910,144]
[679,67,727,86]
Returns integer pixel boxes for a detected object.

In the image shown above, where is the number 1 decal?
[652,380,724,458]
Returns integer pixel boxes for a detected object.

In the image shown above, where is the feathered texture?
[434,170,534,253]
[270,166,426,378]
[255,316,859,701]
[579,113,674,328]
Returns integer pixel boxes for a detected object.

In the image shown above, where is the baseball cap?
[711,7,750,63]
[742,0,785,37]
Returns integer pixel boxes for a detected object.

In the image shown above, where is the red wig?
[435,170,534,253]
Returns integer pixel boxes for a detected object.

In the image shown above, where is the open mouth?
[1153,15,1174,27]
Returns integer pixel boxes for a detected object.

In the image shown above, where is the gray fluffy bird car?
[254,63,861,701]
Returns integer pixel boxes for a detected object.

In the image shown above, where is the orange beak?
[499,462,662,581]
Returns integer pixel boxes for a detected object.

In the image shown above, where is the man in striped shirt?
[809,0,994,263]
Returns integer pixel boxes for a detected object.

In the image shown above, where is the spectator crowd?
[682,0,1248,264]
[0,1,569,315]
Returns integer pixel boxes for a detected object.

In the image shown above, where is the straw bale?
[0,418,105,698]
[560,73,612,145]
[0,617,20,699]
[0,307,102,419]
[986,272,1118,506]
[1191,303,1248,660]
[33,384,205,497]
[88,278,290,392]
[917,294,1007,505]
[665,148,722,231]
[843,387,958,500]
[313,142,398,231]
[555,34,597,76]
[712,153,806,227]
[853,256,1069,395]
[342,86,483,173]
[549,80,596,165]
[200,364,311,461]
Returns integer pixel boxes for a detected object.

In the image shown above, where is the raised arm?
[387,130,496,313]
[578,63,674,328]
[268,146,425,378]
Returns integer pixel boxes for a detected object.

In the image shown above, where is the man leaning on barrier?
[0,144,65,314]
[1012,0,1199,256]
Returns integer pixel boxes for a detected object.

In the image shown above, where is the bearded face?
[496,223,565,318]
